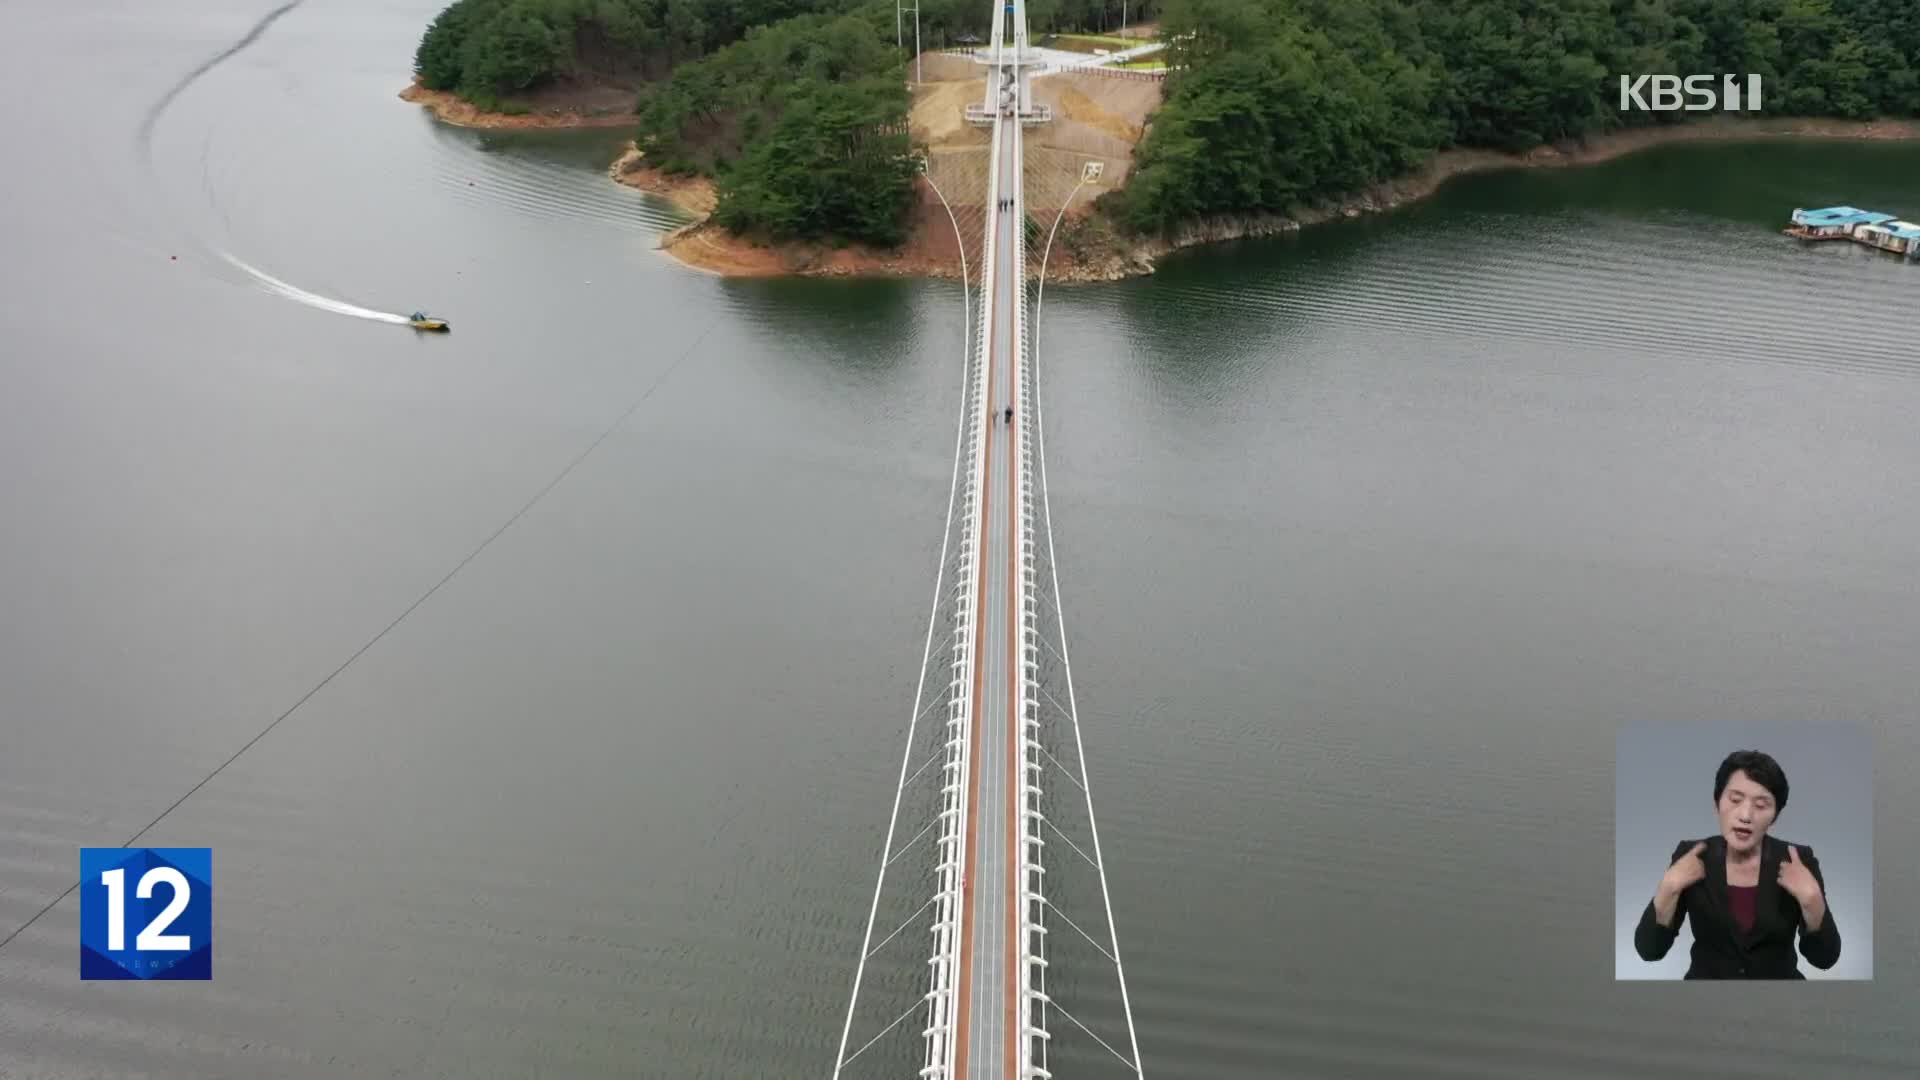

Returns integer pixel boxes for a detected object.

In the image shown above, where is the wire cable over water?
[0,318,721,957]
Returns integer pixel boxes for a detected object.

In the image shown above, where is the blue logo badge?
[79,848,211,980]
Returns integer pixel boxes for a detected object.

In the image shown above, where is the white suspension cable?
[841,996,929,1069]
[1030,172,1145,1078]
[902,748,944,793]
[833,150,976,1080]
[1038,685,1071,720]
[1042,816,1098,871]
[1039,897,1116,965]
[1036,742,1084,791]
[867,894,941,961]
[887,817,941,868]
[1050,1001,1138,1071]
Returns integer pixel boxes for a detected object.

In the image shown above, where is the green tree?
[1121,0,1920,234]
[715,78,917,245]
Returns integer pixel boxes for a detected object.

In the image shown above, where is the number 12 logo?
[80,848,211,980]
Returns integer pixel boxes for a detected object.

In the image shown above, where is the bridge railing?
[1008,126,1053,1080]
[1072,64,1166,81]
[920,104,1009,1080]
[1018,123,1146,1080]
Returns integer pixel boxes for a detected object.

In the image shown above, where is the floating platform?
[1786,206,1920,261]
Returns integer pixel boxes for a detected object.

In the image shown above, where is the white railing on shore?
[969,102,1054,126]
[1068,64,1165,80]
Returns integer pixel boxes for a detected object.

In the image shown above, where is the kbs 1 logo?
[1618,74,1764,112]
[79,848,211,980]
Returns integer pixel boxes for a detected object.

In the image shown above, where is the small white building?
[1786,206,1894,239]
[1852,219,1920,260]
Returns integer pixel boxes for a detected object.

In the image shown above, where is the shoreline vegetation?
[408,80,1920,282]
[403,0,1920,283]
[609,117,1920,284]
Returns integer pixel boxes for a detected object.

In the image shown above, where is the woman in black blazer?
[1633,750,1841,979]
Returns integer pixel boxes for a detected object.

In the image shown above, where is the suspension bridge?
[833,2,1142,1077]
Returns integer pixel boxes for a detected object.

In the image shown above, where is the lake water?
[2,1,1917,1076]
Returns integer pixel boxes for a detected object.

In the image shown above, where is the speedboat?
[408,311,449,332]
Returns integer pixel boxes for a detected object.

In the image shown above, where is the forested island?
[405,0,1920,278]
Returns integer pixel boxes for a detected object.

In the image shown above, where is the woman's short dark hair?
[1714,750,1789,814]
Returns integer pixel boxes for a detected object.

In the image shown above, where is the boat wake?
[137,0,307,165]
[222,254,411,324]
[142,0,420,327]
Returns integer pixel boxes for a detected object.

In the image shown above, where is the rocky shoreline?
[609,144,988,280]
[610,116,1920,284]
[398,80,638,129]
[1068,115,1920,282]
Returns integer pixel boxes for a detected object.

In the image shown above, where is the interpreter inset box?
[1614,721,1871,980]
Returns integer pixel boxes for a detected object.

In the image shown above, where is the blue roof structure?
[1792,206,1897,227]
[1855,218,1920,234]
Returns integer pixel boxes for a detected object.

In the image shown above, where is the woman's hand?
[1660,841,1708,896]
[1650,841,1707,928]
[1778,845,1828,932]
[1777,845,1824,907]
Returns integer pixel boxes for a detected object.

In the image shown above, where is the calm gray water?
[3,1,1918,1077]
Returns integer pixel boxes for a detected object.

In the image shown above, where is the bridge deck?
[956,94,1024,1080]
[835,9,1143,1078]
